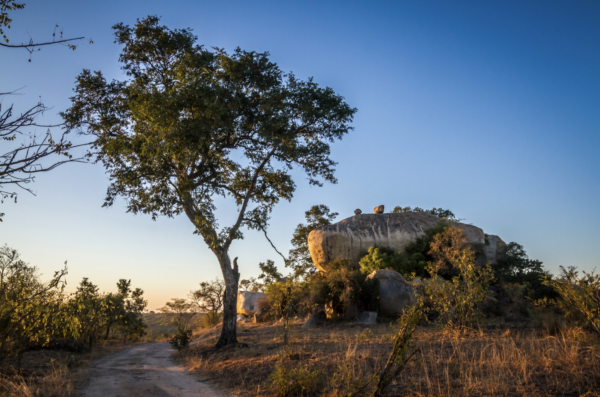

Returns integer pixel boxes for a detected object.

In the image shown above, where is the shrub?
[269,363,321,397]
[421,226,495,329]
[307,260,379,319]
[493,242,556,300]
[169,329,192,351]
[540,266,600,336]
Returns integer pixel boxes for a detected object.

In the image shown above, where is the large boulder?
[481,235,507,266]
[308,212,486,272]
[237,291,268,317]
[367,269,416,317]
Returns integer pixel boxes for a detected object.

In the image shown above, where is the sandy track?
[81,342,225,397]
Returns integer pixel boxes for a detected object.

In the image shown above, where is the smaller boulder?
[254,307,271,323]
[374,205,385,214]
[352,311,377,325]
[354,209,363,215]
[237,314,248,322]
[302,311,326,328]
[237,291,268,316]
[367,269,416,317]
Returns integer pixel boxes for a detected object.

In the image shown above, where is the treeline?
[0,245,147,368]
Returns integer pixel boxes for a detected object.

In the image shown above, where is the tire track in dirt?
[81,342,225,397]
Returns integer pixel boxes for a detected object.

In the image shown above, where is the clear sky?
[2,0,599,310]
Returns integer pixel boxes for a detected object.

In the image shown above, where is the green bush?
[307,260,379,319]
[421,226,494,329]
[540,266,600,335]
[492,242,556,300]
[169,329,192,351]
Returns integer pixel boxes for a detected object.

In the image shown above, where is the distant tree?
[258,259,283,286]
[159,298,198,333]
[392,206,457,221]
[287,204,338,280]
[69,278,109,349]
[61,16,355,347]
[190,278,225,327]
[239,276,264,292]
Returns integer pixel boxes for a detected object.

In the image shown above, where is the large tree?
[61,16,356,347]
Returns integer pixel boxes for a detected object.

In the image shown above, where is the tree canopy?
[61,16,356,347]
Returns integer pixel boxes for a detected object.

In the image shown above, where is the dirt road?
[81,342,225,397]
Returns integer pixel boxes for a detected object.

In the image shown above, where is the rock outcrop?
[367,270,416,317]
[374,205,385,214]
[237,291,268,317]
[354,209,362,215]
[481,235,507,266]
[308,212,486,272]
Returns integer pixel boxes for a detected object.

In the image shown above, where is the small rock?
[354,209,362,215]
[236,314,247,322]
[352,311,377,325]
[302,311,326,328]
[374,205,384,214]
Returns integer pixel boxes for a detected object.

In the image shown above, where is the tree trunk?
[105,324,111,340]
[215,254,240,348]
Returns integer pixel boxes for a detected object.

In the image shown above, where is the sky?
[2,0,599,310]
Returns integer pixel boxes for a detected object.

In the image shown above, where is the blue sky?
[2,0,599,309]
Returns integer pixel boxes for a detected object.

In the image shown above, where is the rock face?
[481,235,507,266]
[367,270,416,317]
[308,212,486,272]
[302,311,327,328]
[352,311,377,325]
[237,291,268,317]
[374,205,385,214]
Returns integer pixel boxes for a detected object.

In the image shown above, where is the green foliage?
[493,242,555,300]
[62,15,355,346]
[357,221,449,279]
[169,329,192,352]
[421,226,495,329]
[307,261,379,319]
[0,0,25,44]
[269,362,321,397]
[258,260,283,287]
[392,206,458,221]
[287,204,338,280]
[540,266,600,336]
[239,276,264,292]
[0,245,70,365]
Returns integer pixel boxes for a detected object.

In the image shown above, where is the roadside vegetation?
[176,205,600,396]
[0,245,149,396]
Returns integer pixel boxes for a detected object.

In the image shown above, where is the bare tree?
[190,279,225,326]
[0,1,92,221]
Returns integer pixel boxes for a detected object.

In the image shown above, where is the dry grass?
[0,340,146,397]
[180,319,600,396]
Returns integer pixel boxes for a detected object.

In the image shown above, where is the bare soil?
[81,342,225,397]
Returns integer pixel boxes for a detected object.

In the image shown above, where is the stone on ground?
[367,269,417,317]
[352,311,377,325]
[302,311,327,328]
